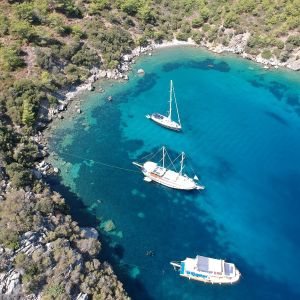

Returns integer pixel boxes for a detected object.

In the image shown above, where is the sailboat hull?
[148,113,181,131]
[139,162,204,191]
[143,172,198,190]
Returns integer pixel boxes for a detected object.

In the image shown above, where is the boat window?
[153,113,163,119]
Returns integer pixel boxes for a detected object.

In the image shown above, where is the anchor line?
[58,152,140,174]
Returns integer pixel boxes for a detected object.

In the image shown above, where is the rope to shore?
[58,152,141,174]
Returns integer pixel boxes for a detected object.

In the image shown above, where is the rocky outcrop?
[0,225,106,299]
[287,58,300,71]
[0,269,22,296]
[80,227,99,239]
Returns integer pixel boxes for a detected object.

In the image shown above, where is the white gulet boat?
[133,147,205,191]
[146,80,182,131]
[171,255,241,284]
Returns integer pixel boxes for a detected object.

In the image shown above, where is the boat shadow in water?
[46,175,155,300]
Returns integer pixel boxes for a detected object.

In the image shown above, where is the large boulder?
[80,227,99,239]
[0,269,22,296]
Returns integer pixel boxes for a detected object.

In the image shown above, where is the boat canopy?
[143,161,158,173]
[196,256,223,273]
[224,262,235,276]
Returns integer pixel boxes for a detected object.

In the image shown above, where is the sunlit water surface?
[48,47,300,300]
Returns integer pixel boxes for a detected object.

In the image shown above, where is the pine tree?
[22,99,35,127]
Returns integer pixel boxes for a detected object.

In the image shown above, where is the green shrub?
[138,5,156,24]
[5,162,33,188]
[13,2,41,24]
[88,0,111,15]
[192,17,204,28]
[44,283,65,298]
[120,0,140,16]
[224,12,239,28]
[0,44,25,72]
[0,14,9,36]
[287,35,300,47]
[261,49,272,59]
[51,0,82,18]
[0,230,20,250]
[10,19,34,40]
[176,31,189,41]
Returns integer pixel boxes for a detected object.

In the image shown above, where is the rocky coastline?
[1,34,299,300]
[48,35,300,123]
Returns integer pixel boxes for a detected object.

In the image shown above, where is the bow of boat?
[132,161,143,168]
[196,184,205,190]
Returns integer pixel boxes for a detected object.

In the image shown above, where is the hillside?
[1,0,300,126]
[0,0,300,299]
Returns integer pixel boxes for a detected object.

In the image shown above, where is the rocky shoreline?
[1,34,298,300]
[49,36,299,122]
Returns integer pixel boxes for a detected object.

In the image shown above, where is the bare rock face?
[0,269,22,296]
[75,238,101,257]
[76,292,89,300]
[80,227,99,239]
[287,59,300,71]
[228,32,250,53]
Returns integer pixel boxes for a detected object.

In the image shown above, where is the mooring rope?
[59,152,140,174]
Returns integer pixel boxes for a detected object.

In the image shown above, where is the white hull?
[147,114,181,131]
[133,161,204,191]
[178,271,240,284]
[171,256,241,285]
[142,169,202,190]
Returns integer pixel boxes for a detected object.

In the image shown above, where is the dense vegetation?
[0,0,299,128]
[0,0,299,298]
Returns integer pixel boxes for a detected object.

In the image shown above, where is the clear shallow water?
[48,47,300,300]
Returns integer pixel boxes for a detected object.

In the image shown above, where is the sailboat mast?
[173,85,181,126]
[162,146,165,169]
[179,152,185,175]
[168,80,173,120]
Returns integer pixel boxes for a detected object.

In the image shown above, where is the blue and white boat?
[171,255,241,284]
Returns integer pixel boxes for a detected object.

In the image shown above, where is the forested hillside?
[0,0,299,299]
[1,0,299,128]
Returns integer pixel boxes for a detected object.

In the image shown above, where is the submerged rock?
[101,220,116,232]
[137,69,145,75]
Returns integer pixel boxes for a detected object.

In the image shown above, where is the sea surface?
[48,47,300,300]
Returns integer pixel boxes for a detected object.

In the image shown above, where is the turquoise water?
[48,47,300,299]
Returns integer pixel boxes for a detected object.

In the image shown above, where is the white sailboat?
[133,147,204,191]
[171,255,241,284]
[146,80,182,131]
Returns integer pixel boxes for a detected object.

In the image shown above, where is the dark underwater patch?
[295,107,300,116]
[286,94,299,107]
[265,111,288,126]
[187,59,230,72]
[162,62,182,72]
[205,156,235,181]
[132,73,159,97]
[247,79,265,88]
[268,81,288,100]
[123,139,144,152]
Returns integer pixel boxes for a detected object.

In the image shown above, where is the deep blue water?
[48,47,300,300]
